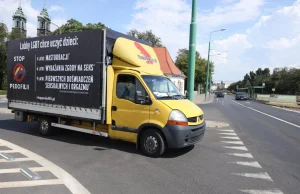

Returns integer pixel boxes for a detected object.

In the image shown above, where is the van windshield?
[142,75,184,100]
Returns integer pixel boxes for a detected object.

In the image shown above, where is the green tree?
[174,48,213,90]
[0,23,8,90]
[127,29,163,47]
[52,19,106,35]
[262,68,270,77]
[8,28,25,40]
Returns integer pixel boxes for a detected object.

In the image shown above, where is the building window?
[16,21,19,28]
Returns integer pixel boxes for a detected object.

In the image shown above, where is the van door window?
[116,74,148,104]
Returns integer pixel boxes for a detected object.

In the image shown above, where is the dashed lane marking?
[221,141,244,145]
[241,189,284,194]
[226,153,254,158]
[228,161,262,168]
[231,172,273,181]
[223,146,248,151]
[0,139,91,194]
[231,99,300,129]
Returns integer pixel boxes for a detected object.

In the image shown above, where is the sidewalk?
[193,93,214,105]
[0,95,7,102]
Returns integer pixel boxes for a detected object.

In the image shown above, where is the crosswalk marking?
[226,153,254,158]
[0,167,47,174]
[223,146,248,151]
[0,158,31,163]
[228,161,262,168]
[232,172,273,181]
[218,129,234,132]
[219,132,237,136]
[0,179,64,189]
[221,141,244,145]
[220,136,240,140]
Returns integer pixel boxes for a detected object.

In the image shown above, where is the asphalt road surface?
[0,96,299,194]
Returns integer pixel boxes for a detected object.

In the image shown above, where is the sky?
[1,0,300,83]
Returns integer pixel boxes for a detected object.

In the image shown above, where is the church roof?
[38,5,51,20]
[13,5,26,21]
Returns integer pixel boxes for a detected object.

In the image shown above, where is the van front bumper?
[162,121,206,149]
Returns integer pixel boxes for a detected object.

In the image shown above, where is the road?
[0,96,299,194]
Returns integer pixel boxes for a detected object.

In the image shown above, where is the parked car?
[215,91,225,98]
[235,92,248,100]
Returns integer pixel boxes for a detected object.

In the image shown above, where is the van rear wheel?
[38,117,53,136]
[140,129,166,157]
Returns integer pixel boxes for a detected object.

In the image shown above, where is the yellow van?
[7,28,205,157]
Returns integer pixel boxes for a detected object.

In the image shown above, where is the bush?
[1,74,7,90]
[0,90,6,95]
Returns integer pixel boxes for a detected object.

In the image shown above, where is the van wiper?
[157,96,176,99]
[171,95,184,99]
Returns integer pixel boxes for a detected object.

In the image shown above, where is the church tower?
[12,2,27,36]
[37,4,51,37]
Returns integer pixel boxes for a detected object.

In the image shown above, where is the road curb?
[0,108,13,114]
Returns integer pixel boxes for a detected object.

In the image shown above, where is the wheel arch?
[136,123,167,150]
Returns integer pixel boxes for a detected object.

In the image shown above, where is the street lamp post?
[205,29,226,100]
[187,0,197,101]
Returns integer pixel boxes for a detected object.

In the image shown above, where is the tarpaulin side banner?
[7,29,104,109]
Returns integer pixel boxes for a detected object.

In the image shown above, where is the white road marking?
[228,161,262,168]
[0,139,91,194]
[223,146,248,151]
[241,189,284,194]
[220,136,240,140]
[226,153,254,158]
[0,150,17,153]
[232,172,273,181]
[231,99,300,129]
[0,167,47,174]
[221,141,244,145]
[0,179,64,189]
[218,132,237,136]
[218,129,234,132]
[272,106,300,114]
[0,158,31,163]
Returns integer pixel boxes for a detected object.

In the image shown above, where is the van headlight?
[167,110,188,126]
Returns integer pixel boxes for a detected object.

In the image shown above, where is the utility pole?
[187,0,197,101]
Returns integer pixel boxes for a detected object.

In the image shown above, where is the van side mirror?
[185,92,189,99]
[136,91,150,104]
[136,91,145,101]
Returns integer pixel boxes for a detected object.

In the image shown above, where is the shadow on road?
[0,118,193,158]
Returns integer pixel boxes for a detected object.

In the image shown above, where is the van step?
[51,123,109,137]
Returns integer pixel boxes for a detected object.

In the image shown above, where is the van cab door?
[111,73,151,143]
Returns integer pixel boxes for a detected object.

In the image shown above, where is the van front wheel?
[140,129,166,157]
